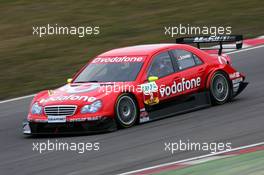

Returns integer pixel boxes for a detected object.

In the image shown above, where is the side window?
[193,54,203,65]
[148,52,174,78]
[172,50,203,70]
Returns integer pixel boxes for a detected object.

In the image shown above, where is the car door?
[170,49,206,96]
[144,51,176,104]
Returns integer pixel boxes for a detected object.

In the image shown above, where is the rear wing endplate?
[175,35,243,55]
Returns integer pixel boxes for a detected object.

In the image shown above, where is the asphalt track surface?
[0,46,264,175]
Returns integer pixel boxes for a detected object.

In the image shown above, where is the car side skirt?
[145,91,212,122]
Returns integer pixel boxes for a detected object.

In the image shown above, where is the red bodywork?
[25,44,246,134]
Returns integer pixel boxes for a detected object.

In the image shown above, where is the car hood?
[36,82,121,106]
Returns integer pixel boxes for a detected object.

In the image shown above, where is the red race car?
[23,35,248,135]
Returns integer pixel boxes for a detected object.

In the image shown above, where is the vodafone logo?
[91,56,145,63]
[160,77,201,97]
[59,84,100,94]
[40,95,97,103]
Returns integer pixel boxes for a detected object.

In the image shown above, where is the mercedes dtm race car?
[23,35,248,135]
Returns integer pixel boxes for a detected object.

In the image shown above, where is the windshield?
[74,56,145,82]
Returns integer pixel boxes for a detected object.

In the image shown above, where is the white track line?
[0,43,264,105]
[0,94,35,104]
[119,142,264,175]
[226,44,264,55]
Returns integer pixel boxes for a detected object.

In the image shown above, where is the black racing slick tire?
[210,72,231,105]
[115,94,139,128]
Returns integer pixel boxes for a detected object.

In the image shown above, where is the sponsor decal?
[144,92,159,105]
[141,82,158,95]
[177,54,192,61]
[232,77,243,84]
[69,116,103,122]
[229,72,240,79]
[141,82,160,105]
[140,115,149,123]
[232,77,243,92]
[139,108,150,123]
[160,77,201,97]
[40,95,97,103]
[48,116,66,123]
[59,84,100,94]
[194,36,234,42]
[28,118,47,123]
[218,55,228,64]
[91,56,145,63]
[23,122,31,134]
[230,72,242,91]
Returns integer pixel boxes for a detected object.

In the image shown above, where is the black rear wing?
[175,35,243,55]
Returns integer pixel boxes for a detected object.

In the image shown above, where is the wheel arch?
[116,91,140,108]
[114,91,141,126]
[205,68,232,90]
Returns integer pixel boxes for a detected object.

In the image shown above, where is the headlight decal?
[31,102,43,115]
[81,100,102,114]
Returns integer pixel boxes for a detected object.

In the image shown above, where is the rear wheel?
[210,72,231,105]
[115,94,138,128]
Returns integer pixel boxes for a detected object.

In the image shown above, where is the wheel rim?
[117,96,137,126]
[212,74,229,102]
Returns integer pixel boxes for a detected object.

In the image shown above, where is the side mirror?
[148,76,158,82]
[67,78,73,83]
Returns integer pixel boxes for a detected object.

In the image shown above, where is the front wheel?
[210,72,231,105]
[115,94,138,128]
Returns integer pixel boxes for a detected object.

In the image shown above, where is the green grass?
[155,150,264,175]
[0,0,264,99]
